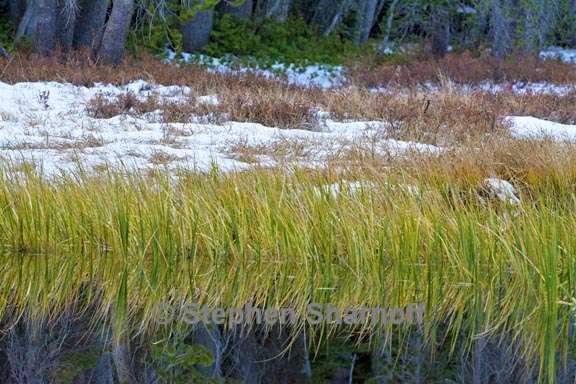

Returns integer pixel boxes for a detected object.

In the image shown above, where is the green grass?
[0,165,574,381]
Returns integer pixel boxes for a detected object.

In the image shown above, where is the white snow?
[540,47,576,64]
[197,94,220,106]
[481,178,521,205]
[0,80,440,176]
[167,52,346,89]
[370,81,576,96]
[505,116,576,141]
[478,82,576,96]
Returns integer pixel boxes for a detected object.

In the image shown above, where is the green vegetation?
[151,332,215,383]
[203,15,362,67]
[0,15,13,51]
[130,12,363,68]
[0,164,575,380]
[51,348,102,384]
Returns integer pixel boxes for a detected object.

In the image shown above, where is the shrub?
[203,15,362,68]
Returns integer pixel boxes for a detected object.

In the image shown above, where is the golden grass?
[3,51,576,380]
[0,140,574,380]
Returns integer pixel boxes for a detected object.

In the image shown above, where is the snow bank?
[505,116,576,142]
[0,81,439,176]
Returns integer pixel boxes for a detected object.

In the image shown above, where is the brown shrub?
[220,89,319,129]
[348,51,576,88]
[86,91,167,119]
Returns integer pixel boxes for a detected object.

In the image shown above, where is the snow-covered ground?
[506,116,576,141]
[167,52,345,89]
[2,73,576,177]
[540,46,576,64]
[0,80,439,176]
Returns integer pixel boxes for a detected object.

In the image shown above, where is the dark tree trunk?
[310,0,352,36]
[181,0,214,53]
[430,4,450,57]
[97,0,134,64]
[218,0,253,21]
[8,0,27,27]
[354,0,379,44]
[34,0,58,56]
[56,0,78,53]
[490,0,514,58]
[256,0,292,22]
[74,0,110,50]
[15,1,35,40]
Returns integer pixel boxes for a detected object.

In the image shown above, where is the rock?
[480,178,521,205]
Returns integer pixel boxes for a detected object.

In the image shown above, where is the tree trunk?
[354,0,380,44]
[378,0,400,53]
[181,0,214,53]
[490,0,514,58]
[430,4,450,57]
[34,0,58,56]
[8,0,27,27]
[74,0,110,51]
[309,0,352,36]
[15,1,36,40]
[218,0,253,21]
[256,0,292,22]
[97,0,134,64]
[112,342,137,384]
[15,0,58,55]
[56,0,78,53]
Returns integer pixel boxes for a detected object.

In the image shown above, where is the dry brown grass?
[3,50,574,88]
[348,51,576,88]
[148,150,182,165]
[86,92,146,119]
[219,88,319,129]
[1,134,107,151]
[320,86,576,145]
[82,82,576,150]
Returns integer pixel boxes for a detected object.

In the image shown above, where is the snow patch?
[505,116,576,141]
[540,47,576,64]
[167,52,346,89]
[0,81,440,176]
[370,81,576,96]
